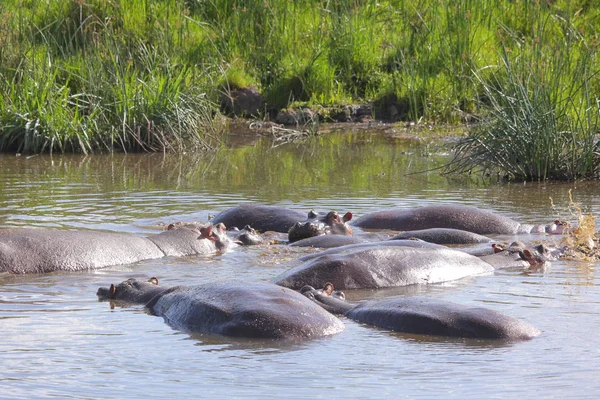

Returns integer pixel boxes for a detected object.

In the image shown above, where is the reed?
[446,9,600,181]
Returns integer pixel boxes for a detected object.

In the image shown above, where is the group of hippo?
[1,204,571,342]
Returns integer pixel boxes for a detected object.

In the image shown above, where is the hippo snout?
[97,286,111,300]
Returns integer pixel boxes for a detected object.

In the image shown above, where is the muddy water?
[1,128,599,399]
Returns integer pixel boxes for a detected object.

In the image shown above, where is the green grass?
[0,0,599,180]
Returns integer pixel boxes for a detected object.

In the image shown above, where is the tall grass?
[0,0,599,171]
[446,8,600,181]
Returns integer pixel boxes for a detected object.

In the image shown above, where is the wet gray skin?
[0,224,232,274]
[389,228,493,245]
[276,240,556,290]
[289,235,366,248]
[211,204,311,233]
[301,285,541,340]
[228,225,263,245]
[353,204,567,235]
[274,244,495,290]
[97,278,345,340]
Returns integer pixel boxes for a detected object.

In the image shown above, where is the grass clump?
[1,0,600,167]
[445,8,600,181]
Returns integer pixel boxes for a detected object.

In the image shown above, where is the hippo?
[274,243,495,290]
[227,225,263,245]
[211,204,352,234]
[301,285,540,340]
[297,239,448,262]
[289,235,366,248]
[480,241,564,269]
[274,239,554,290]
[97,278,345,340]
[0,224,231,274]
[288,211,353,243]
[389,228,492,245]
[353,204,566,235]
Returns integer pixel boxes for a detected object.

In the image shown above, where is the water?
[1,128,599,399]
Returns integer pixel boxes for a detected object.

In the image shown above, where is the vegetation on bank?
[0,0,598,180]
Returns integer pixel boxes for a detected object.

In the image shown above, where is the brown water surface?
[1,128,599,399]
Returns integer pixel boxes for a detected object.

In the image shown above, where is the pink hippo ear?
[323,282,334,296]
[492,243,504,253]
[199,225,218,241]
[109,284,117,298]
[148,277,158,285]
[342,212,353,222]
[167,224,175,231]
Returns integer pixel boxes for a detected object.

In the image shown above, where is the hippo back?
[289,235,366,248]
[354,205,522,235]
[274,245,494,290]
[146,281,345,339]
[147,228,224,257]
[211,204,308,233]
[389,228,492,245]
[347,297,541,340]
[0,228,163,274]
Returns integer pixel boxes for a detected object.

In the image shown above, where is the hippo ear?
[167,224,175,231]
[199,225,214,239]
[109,284,117,299]
[520,249,536,264]
[307,210,318,219]
[342,212,353,222]
[148,277,158,285]
[492,243,504,253]
[323,282,334,295]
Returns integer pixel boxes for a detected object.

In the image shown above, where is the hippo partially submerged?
[275,240,554,290]
[274,243,495,290]
[354,204,566,235]
[0,224,231,274]
[288,211,353,243]
[211,204,352,235]
[97,278,344,340]
[301,285,540,340]
[389,228,492,245]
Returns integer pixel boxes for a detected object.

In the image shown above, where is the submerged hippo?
[301,285,540,340]
[0,224,231,274]
[274,243,495,290]
[97,278,344,340]
[389,228,492,245]
[288,211,353,243]
[227,225,263,245]
[480,241,564,269]
[275,240,553,290]
[354,204,566,235]
[289,235,366,248]
[211,204,352,234]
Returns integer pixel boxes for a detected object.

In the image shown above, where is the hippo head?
[520,243,564,267]
[288,210,353,243]
[234,225,263,246]
[492,241,563,268]
[288,221,328,243]
[300,283,352,315]
[325,211,353,236]
[97,277,164,305]
[200,223,234,251]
